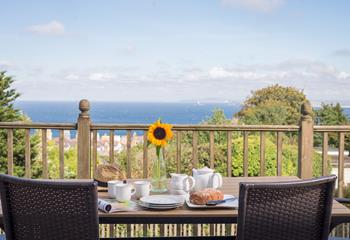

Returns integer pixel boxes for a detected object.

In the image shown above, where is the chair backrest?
[237,175,336,240]
[0,174,99,240]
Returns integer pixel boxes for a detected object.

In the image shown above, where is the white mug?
[134,181,152,199]
[115,183,135,202]
[107,180,122,198]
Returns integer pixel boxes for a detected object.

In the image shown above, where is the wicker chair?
[0,174,99,240]
[237,175,337,240]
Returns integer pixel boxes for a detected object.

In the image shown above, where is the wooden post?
[298,100,313,179]
[77,99,91,179]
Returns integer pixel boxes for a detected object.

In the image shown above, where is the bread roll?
[190,188,224,205]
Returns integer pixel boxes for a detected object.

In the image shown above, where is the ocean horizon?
[14,101,350,125]
[14,101,240,125]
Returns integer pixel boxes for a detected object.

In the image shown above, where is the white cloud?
[205,60,350,84]
[0,60,14,69]
[27,21,65,35]
[88,73,114,81]
[221,0,285,13]
[331,49,350,57]
[19,59,350,104]
[209,66,268,80]
[338,71,350,79]
[64,73,80,80]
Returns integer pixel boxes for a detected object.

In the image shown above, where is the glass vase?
[151,148,167,193]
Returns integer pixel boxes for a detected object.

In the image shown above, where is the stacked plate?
[138,195,185,210]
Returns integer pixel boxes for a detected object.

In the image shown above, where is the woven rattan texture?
[237,176,336,240]
[0,174,99,240]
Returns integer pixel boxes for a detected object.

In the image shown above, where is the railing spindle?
[109,130,114,163]
[110,224,115,237]
[92,130,98,175]
[59,130,64,179]
[227,131,232,177]
[338,132,345,197]
[209,131,214,169]
[193,224,198,236]
[176,131,181,173]
[210,224,215,236]
[143,131,148,178]
[192,131,198,168]
[259,131,265,176]
[277,132,283,176]
[160,224,165,236]
[243,131,248,177]
[126,224,131,237]
[225,224,231,236]
[42,129,48,179]
[25,129,31,178]
[126,130,132,178]
[7,129,13,175]
[322,132,328,175]
[143,224,148,237]
[176,224,181,237]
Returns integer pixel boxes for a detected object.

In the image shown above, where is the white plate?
[140,195,184,205]
[186,194,238,209]
[139,201,183,207]
[138,201,181,210]
[141,202,183,207]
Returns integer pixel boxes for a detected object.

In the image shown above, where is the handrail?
[90,124,300,131]
[0,122,76,130]
[0,122,349,132]
[314,125,350,132]
[0,122,349,133]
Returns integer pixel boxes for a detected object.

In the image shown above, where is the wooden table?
[97,176,350,230]
[1,176,350,231]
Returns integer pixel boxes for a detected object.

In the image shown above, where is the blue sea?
[14,101,350,124]
[15,101,240,124]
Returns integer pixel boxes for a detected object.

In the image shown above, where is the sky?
[1,0,350,105]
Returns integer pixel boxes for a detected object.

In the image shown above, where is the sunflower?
[148,120,173,147]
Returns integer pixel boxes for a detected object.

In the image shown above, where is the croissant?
[190,188,224,205]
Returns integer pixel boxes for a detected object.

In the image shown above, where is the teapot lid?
[195,166,214,174]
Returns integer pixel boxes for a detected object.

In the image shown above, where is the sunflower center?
[153,127,166,140]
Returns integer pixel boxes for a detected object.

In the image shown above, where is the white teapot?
[192,167,223,191]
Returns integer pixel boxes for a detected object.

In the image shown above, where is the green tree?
[0,71,40,177]
[235,85,307,125]
[314,103,350,155]
[315,103,348,126]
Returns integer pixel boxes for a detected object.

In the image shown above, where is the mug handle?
[212,173,223,188]
[131,187,136,196]
[183,176,196,192]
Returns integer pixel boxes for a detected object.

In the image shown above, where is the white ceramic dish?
[140,195,184,205]
[138,201,182,210]
[186,194,238,209]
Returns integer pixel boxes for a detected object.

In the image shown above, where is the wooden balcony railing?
[0,99,349,193]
